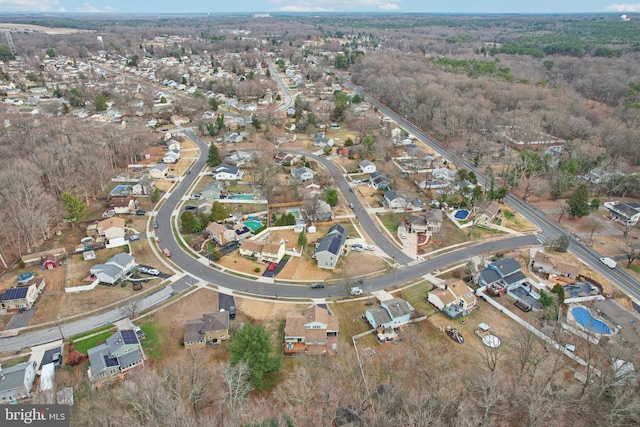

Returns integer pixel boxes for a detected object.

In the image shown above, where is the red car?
[267,262,277,271]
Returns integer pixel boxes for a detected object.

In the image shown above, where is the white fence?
[65,278,100,293]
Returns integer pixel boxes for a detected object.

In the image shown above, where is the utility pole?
[56,316,65,341]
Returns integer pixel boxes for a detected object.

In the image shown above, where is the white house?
[165,139,181,151]
[384,191,407,209]
[148,164,168,179]
[290,166,315,182]
[0,282,42,312]
[604,201,640,226]
[212,163,244,180]
[90,252,136,285]
[359,160,376,174]
[239,240,285,263]
[163,150,181,164]
[0,361,37,402]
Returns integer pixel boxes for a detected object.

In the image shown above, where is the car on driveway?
[147,268,160,276]
[139,266,149,274]
[400,232,406,239]
[166,174,176,179]
[129,234,140,241]
[188,193,201,200]
[311,282,325,289]
[267,262,278,272]
[135,210,146,216]
[185,205,198,211]
[365,245,376,251]
[351,244,363,251]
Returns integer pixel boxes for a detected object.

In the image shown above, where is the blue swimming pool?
[454,209,470,220]
[229,194,254,200]
[572,306,612,335]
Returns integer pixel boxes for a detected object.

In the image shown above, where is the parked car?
[129,234,140,242]
[349,202,355,209]
[147,268,160,276]
[400,232,406,239]
[229,305,236,319]
[135,210,146,216]
[350,287,363,296]
[188,193,201,200]
[311,282,325,289]
[139,266,149,274]
[153,221,158,229]
[365,245,376,251]
[162,248,171,257]
[267,262,278,272]
[166,174,176,179]
[351,244,363,252]
[51,352,62,367]
[185,205,198,211]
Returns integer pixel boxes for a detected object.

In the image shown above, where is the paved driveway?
[6,308,36,329]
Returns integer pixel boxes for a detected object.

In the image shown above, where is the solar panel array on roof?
[328,237,342,255]
[3,287,28,300]
[103,355,119,367]
[120,329,139,345]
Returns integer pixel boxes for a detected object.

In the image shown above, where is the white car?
[400,232,407,239]
[139,266,149,274]
[147,268,160,276]
[350,287,363,296]
[188,193,201,200]
[365,245,376,251]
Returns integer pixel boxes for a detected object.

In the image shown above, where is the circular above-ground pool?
[572,306,612,335]
[454,209,470,220]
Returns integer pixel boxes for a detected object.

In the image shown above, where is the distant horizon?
[0,1,637,15]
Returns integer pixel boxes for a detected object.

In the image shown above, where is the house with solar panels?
[313,224,348,269]
[0,280,43,313]
[87,329,146,387]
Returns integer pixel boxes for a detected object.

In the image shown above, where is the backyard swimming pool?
[228,194,255,200]
[572,306,612,335]
[454,209,470,220]
[244,220,263,233]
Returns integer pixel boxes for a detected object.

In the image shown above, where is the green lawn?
[71,331,113,354]
[139,322,163,360]
[378,213,405,233]
[69,324,114,341]
[400,281,438,318]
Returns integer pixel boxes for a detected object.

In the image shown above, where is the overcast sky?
[0,0,639,14]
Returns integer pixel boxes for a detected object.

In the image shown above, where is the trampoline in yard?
[482,335,501,348]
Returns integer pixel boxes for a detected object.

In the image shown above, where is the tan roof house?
[239,240,285,263]
[94,217,126,240]
[206,222,237,246]
[184,311,230,349]
[427,280,477,318]
[284,305,339,355]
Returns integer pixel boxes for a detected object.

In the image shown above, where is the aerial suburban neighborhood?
[0,9,639,427]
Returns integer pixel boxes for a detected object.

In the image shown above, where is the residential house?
[336,145,362,159]
[432,167,457,183]
[87,329,145,387]
[149,164,169,179]
[313,223,348,269]
[42,254,58,270]
[585,168,611,185]
[131,175,155,196]
[365,298,414,329]
[201,181,225,200]
[170,115,190,126]
[274,152,298,165]
[359,160,377,174]
[212,163,244,181]
[224,150,254,166]
[475,201,501,225]
[206,222,237,245]
[110,184,132,197]
[428,280,477,318]
[369,171,390,190]
[223,132,244,143]
[290,166,315,182]
[239,240,285,263]
[310,199,333,222]
[478,258,527,291]
[405,210,443,234]
[384,191,407,209]
[183,311,230,349]
[604,201,640,226]
[0,361,37,402]
[0,282,42,312]
[313,137,334,147]
[111,196,136,215]
[531,251,580,281]
[93,217,126,241]
[162,150,180,164]
[90,252,136,285]
[302,181,323,200]
[283,305,339,355]
[165,139,181,151]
